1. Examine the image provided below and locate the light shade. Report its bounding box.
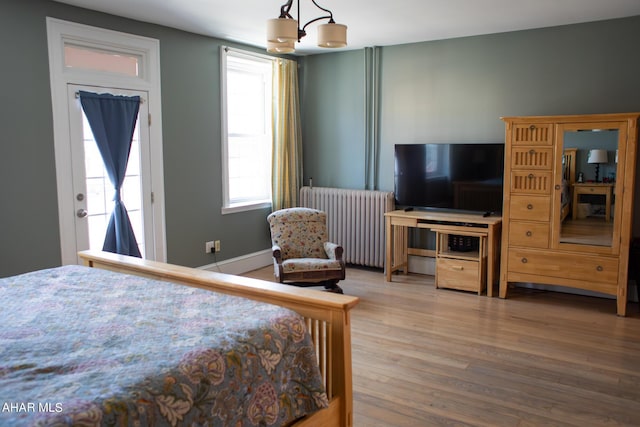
[588,149,608,164]
[267,18,298,43]
[267,40,295,54]
[317,23,347,48]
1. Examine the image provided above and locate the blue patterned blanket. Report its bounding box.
[0,265,327,426]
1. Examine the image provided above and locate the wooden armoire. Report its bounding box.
[500,113,639,316]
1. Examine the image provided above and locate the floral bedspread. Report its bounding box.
[0,265,328,426]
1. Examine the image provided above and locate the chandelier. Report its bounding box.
[266,0,347,53]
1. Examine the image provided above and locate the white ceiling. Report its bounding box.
[53,0,640,55]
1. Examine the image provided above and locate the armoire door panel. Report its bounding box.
[511,147,553,169]
[511,171,553,193]
[511,124,553,145]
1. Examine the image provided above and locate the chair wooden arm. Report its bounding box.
[272,244,283,263]
[324,242,344,261]
[271,244,285,283]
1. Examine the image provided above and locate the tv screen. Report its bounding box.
[394,143,505,213]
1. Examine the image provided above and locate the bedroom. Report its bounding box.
[2,0,640,425]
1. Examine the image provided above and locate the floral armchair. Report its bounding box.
[267,207,345,293]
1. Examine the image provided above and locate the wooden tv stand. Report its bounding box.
[384,210,502,296]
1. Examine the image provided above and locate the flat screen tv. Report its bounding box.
[394,143,505,214]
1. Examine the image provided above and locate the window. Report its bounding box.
[64,44,141,77]
[221,47,274,213]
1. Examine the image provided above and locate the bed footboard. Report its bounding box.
[79,250,359,427]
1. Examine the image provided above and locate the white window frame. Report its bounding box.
[47,17,166,263]
[220,46,274,215]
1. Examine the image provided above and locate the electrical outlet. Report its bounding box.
[214,240,221,252]
[205,241,214,253]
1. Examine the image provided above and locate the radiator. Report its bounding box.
[299,186,395,268]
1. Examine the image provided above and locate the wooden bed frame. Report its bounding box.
[560,147,578,222]
[79,250,359,427]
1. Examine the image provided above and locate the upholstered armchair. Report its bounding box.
[267,207,345,293]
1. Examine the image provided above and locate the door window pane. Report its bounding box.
[82,111,145,256]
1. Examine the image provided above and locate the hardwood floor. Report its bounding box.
[560,217,613,246]
[243,266,640,426]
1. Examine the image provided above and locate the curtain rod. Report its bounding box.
[223,45,278,62]
[75,91,145,103]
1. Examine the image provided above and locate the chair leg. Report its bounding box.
[282,280,344,294]
[323,280,343,294]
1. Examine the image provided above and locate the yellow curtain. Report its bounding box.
[272,58,303,211]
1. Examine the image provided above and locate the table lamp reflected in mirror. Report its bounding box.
[587,149,608,182]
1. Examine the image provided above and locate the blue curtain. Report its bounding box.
[79,91,142,257]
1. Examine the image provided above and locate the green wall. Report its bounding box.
[0,0,274,276]
[299,15,640,233]
[300,51,367,189]
[1,0,60,275]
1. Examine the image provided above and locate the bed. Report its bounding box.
[560,148,578,221]
[0,250,359,427]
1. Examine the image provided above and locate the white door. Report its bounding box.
[67,84,153,259]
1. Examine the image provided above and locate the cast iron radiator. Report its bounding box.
[299,186,395,268]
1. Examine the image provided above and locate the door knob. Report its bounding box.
[76,209,88,218]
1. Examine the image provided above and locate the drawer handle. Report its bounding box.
[452,266,464,271]
[529,125,536,130]
[529,149,536,155]
[526,231,532,237]
[528,173,535,179]
[521,258,528,264]
[555,184,561,190]
[596,265,603,272]
[527,204,533,210]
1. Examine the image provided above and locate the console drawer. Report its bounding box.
[436,258,482,292]
[508,221,549,248]
[509,195,551,221]
[507,249,618,284]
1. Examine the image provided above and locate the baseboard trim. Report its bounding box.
[199,249,272,275]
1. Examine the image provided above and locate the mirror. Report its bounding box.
[559,127,619,247]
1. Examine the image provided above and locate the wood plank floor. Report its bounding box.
[243,266,640,426]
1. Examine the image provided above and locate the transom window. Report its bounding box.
[64,43,142,77]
